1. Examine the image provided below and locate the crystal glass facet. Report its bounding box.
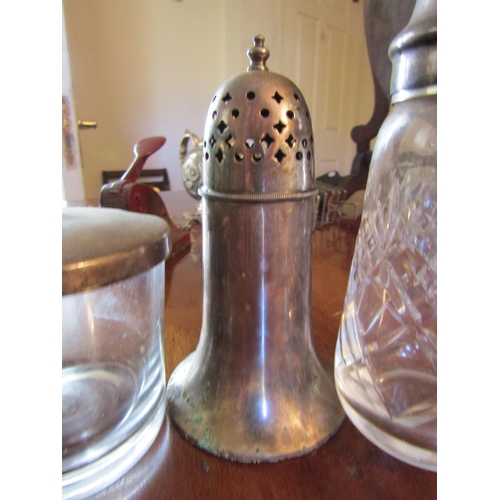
[334,95,436,471]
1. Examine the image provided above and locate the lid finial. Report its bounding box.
[247,35,270,72]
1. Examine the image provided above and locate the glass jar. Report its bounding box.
[62,207,170,499]
[334,0,437,471]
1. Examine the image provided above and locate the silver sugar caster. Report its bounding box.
[167,35,345,462]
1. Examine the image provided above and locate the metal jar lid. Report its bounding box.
[389,0,437,104]
[62,207,171,295]
[201,35,316,202]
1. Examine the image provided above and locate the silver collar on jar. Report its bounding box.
[389,0,437,104]
[167,35,344,463]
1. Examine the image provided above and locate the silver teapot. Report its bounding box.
[179,130,203,200]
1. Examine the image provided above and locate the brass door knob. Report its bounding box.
[77,120,97,129]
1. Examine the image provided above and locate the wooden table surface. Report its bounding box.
[88,191,437,500]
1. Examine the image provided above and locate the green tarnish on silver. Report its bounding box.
[256,448,261,456]
[186,382,211,414]
[185,414,203,425]
[199,428,216,450]
[312,374,319,395]
[183,383,212,435]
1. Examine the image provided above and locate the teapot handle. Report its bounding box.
[179,130,201,166]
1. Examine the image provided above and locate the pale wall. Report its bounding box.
[64,0,228,199]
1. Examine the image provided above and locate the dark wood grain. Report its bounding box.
[89,191,437,500]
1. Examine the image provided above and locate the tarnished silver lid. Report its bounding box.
[62,207,170,295]
[389,0,437,103]
[201,35,316,202]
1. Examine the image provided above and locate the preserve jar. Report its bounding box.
[62,207,170,498]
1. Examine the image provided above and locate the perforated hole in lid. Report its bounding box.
[215,148,224,163]
[285,134,296,148]
[273,121,286,134]
[274,149,286,163]
[217,120,228,134]
[272,91,283,103]
[261,133,274,148]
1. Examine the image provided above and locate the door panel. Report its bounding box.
[295,13,319,111]
[322,26,346,132]
[280,0,373,178]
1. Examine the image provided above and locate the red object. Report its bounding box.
[100,136,191,256]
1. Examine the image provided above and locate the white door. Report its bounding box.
[279,0,373,177]
[224,0,373,178]
[62,6,85,203]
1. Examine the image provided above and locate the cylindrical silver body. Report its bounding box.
[203,198,314,348]
[167,36,344,462]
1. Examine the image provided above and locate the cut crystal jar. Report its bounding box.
[334,0,437,471]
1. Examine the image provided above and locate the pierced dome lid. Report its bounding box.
[201,35,316,201]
